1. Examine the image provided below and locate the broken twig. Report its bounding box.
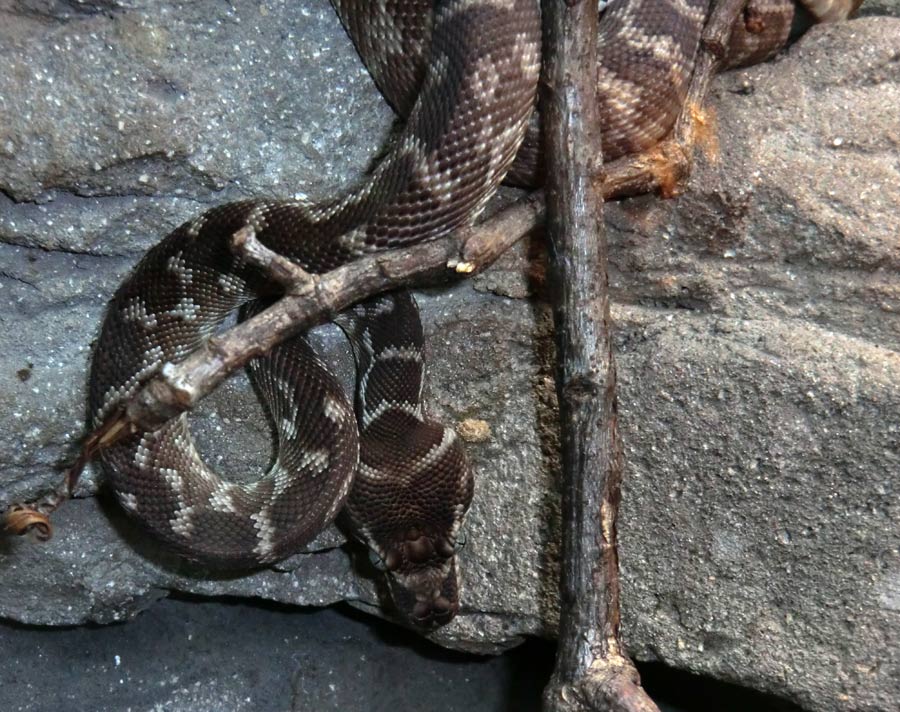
[4,193,545,537]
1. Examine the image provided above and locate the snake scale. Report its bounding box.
[89,0,859,628]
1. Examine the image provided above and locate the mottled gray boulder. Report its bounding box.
[861,0,900,17]
[0,3,897,712]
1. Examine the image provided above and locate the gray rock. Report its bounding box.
[861,0,900,17]
[0,3,897,711]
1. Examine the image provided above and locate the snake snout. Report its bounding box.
[410,593,458,629]
[393,562,461,630]
[379,528,464,629]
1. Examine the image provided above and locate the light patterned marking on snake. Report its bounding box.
[209,482,240,513]
[323,395,349,425]
[170,505,196,538]
[118,491,139,512]
[166,253,194,284]
[122,297,159,330]
[250,509,277,558]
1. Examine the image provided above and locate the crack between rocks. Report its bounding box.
[0,270,39,290]
[0,183,215,207]
[0,239,130,260]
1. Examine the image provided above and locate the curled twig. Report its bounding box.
[3,407,136,541]
[4,504,53,541]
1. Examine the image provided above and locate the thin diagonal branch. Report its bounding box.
[3,194,544,538]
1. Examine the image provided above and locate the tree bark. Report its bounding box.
[539,0,749,708]
[540,1,658,710]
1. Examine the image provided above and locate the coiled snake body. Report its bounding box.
[90,0,857,627]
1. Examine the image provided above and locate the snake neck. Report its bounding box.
[336,292,473,628]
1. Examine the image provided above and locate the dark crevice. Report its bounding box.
[639,662,806,712]
[0,596,811,712]
[0,239,130,260]
[0,270,39,289]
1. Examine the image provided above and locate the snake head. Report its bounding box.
[369,526,467,629]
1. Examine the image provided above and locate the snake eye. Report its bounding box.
[368,548,388,572]
[453,531,467,552]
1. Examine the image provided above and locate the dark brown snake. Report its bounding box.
[89,0,859,628]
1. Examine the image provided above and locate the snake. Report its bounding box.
[88,0,859,628]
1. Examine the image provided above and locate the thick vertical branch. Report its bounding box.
[541,1,658,711]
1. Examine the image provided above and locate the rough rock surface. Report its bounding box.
[861,0,900,17]
[0,3,897,711]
